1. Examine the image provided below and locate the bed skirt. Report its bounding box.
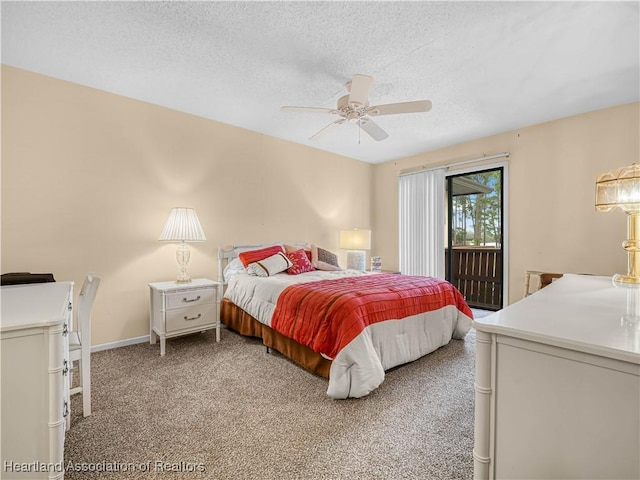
[221,298,331,378]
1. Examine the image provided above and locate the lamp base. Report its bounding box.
[612,273,640,287]
[175,242,192,283]
[614,212,640,288]
[346,250,366,271]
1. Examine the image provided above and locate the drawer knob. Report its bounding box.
[184,313,202,321]
[182,295,201,303]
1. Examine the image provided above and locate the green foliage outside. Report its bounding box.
[451,170,502,247]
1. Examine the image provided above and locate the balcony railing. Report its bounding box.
[446,246,502,311]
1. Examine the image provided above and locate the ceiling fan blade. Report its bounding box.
[368,100,432,116]
[281,106,336,114]
[359,118,389,141]
[347,74,374,107]
[309,119,347,141]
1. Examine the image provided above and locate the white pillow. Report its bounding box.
[224,258,247,282]
[247,252,293,277]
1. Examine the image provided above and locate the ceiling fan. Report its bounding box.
[281,74,432,142]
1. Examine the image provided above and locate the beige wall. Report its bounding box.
[4,65,638,345]
[372,102,640,305]
[1,66,373,346]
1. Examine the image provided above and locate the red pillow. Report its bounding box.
[286,249,316,275]
[238,245,284,268]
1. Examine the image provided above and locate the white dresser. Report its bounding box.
[473,274,640,479]
[1,281,73,480]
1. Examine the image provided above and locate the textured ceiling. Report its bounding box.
[2,1,639,164]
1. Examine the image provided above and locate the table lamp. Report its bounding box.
[159,207,206,283]
[340,228,371,271]
[596,163,640,286]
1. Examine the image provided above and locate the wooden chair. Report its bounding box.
[524,270,563,297]
[69,273,101,417]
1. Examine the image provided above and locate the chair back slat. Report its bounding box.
[77,273,101,342]
[70,272,101,419]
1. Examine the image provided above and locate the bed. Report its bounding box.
[217,243,473,399]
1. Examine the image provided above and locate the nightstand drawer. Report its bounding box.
[165,288,215,310]
[149,278,221,356]
[165,303,216,332]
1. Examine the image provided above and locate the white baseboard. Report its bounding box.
[92,335,149,353]
[90,325,227,353]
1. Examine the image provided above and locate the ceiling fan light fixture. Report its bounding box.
[281,74,431,142]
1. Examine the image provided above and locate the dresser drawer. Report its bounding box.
[165,303,216,332]
[165,288,215,310]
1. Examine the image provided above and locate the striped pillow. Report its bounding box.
[247,252,293,277]
[238,245,284,268]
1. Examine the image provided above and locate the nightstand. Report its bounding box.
[149,278,221,356]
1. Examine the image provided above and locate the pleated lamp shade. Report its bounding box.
[159,208,206,242]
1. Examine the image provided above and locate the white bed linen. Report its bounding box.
[224,270,472,398]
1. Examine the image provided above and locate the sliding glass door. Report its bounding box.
[446,167,504,310]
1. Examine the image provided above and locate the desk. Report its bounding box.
[473,274,640,479]
[1,282,73,479]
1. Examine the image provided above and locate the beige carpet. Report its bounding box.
[65,327,476,479]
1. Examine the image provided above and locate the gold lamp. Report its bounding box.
[596,163,640,286]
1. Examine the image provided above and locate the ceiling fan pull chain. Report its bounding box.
[358,118,361,144]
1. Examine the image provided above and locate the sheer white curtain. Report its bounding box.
[398,168,445,278]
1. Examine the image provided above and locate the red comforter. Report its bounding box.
[270,273,472,359]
